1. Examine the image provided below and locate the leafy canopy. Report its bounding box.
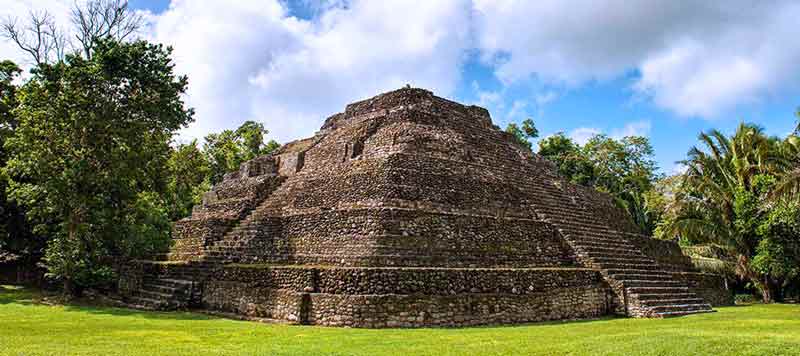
[204,121,279,184]
[537,132,660,234]
[3,38,193,291]
[664,123,798,302]
[505,118,539,151]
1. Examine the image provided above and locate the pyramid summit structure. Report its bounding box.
[119,87,732,327]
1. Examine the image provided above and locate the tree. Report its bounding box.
[71,0,144,59]
[3,0,144,65]
[795,108,799,135]
[204,121,280,184]
[166,140,211,220]
[1,11,66,65]
[773,133,800,200]
[0,60,38,257]
[506,118,539,151]
[538,132,660,234]
[583,135,660,234]
[538,133,595,185]
[0,60,21,124]
[4,39,193,295]
[664,123,794,302]
[752,201,800,302]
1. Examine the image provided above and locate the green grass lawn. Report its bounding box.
[1,285,799,356]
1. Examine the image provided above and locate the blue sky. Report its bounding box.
[6,1,799,174]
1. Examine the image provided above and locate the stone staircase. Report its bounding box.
[126,174,290,310]
[191,197,280,264]
[528,175,713,317]
[125,278,194,310]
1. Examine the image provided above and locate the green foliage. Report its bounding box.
[584,135,660,233]
[3,39,193,292]
[538,133,595,185]
[166,140,211,220]
[0,60,20,125]
[0,60,38,257]
[752,202,800,287]
[795,108,799,134]
[505,118,539,151]
[119,192,172,259]
[537,132,660,234]
[666,123,799,302]
[204,121,280,184]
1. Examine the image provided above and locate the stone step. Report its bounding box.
[562,227,627,237]
[654,309,715,318]
[588,256,655,265]
[546,217,608,228]
[579,251,648,261]
[572,240,636,250]
[606,268,670,276]
[573,244,642,253]
[554,224,616,235]
[627,286,690,295]
[563,229,626,239]
[126,296,173,310]
[621,279,684,288]
[591,262,661,271]
[137,289,175,300]
[639,297,706,306]
[141,283,180,294]
[611,273,675,281]
[569,238,635,249]
[560,222,620,232]
[145,278,193,289]
[541,209,603,219]
[633,292,698,301]
[649,303,712,314]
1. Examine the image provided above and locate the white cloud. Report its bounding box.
[3,0,800,143]
[505,100,527,121]
[670,163,688,176]
[569,120,651,145]
[2,0,473,143]
[168,0,472,142]
[535,91,558,107]
[611,120,652,139]
[471,81,502,108]
[569,127,601,145]
[474,0,800,118]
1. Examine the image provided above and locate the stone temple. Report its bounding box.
[119,87,732,327]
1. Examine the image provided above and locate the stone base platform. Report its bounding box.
[201,265,614,327]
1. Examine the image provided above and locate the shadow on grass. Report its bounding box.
[0,284,42,306]
[61,303,219,321]
[1,284,218,322]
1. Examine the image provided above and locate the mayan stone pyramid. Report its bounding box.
[119,87,732,327]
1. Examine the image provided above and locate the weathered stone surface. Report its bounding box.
[119,87,731,326]
[202,266,612,327]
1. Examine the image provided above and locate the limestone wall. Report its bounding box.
[202,265,612,327]
[625,234,696,271]
[672,272,734,306]
[126,87,729,325]
[169,172,284,261]
[219,208,576,267]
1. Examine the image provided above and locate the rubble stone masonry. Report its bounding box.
[119,87,732,327]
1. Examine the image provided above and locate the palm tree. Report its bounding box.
[773,135,800,200]
[665,123,788,302]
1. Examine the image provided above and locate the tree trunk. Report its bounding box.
[759,276,782,304]
[62,278,83,299]
[772,278,785,303]
[760,285,773,304]
[63,209,84,299]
